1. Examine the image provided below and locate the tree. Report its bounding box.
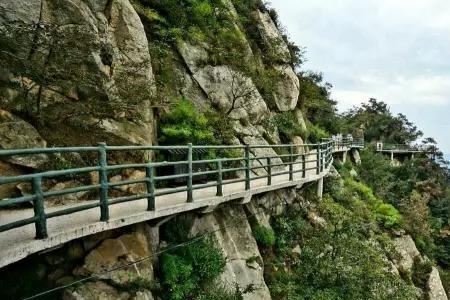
[225,69,260,116]
[342,98,423,144]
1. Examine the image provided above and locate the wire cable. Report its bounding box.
[21,193,303,300]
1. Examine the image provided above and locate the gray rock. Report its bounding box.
[75,225,155,286]
[131,290,154,300]
[293,108,308,134]
[272,65,299,112]
[0,0,156,146]
[0,110,48,168]
[63,281,130,300]
[190,205,272,300]
[254,10,290,63]
[427,267,448,300]
[292,136,306,155]
[0,161,22,199]
[351,149,362,165]
[193,65,269,124]
[392,235,421,273]
[177,41,209,73]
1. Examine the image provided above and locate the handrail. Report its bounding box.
[0,138,361,239]
[376,142,431,152]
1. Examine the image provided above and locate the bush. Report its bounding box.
[252,225,276,247]
[159,98,215,145]
[307,123,329,143]
[160,253,196,300]
[270,112,308,141]
[194,284,243,300]
[411,256,432,290]
[159,237,227,300]
[344,178,378,205]
[375,203,402,229]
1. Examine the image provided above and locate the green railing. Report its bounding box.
[379,143,420,151]
[0,141,337,239]
[322,137,365,150]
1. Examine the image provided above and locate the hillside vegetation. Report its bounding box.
[0,0,448,299]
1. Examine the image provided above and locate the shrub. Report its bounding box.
[270,112,308,141]
[307,123,329,143]
[185,239,226,281]
[411,256,432,290]
[344,178,378,205]
[252,225,276,247]
[159,237,227,300]
[194,284,243,300]
[375,203,402,229]
[160,253,196,300]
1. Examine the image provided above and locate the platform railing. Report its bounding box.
[379,143,419,151]
[0,141,336,239]
[322,137,364,150]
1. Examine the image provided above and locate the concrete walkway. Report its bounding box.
[0,148,341,268]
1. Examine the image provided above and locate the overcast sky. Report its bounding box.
[271,0,450,155]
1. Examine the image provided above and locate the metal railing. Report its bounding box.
[377,143,426,152]
[322,137,364,150]
[0,141,339,239]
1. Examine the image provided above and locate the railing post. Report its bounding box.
[245,144,250,190]
[187,143,193,202]
[146,164,155,211]
[216,160,223,196]
[302,154,306,178]
[267,157,272,186]
[322,143,325,172]
[32,176,47,239]
[316,144,321,175]
[289,143,294,181]
[98,142,109,222]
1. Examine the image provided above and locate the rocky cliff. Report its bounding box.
[0,0,304,153]
[0,1,448,300]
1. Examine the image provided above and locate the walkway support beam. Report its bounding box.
[32,177,47,239]
[98,142,109,222]
[216,160,223,197]
[187,143,193,202]
[146,165,155,211]
[245,145,251,190]
[317,177,324,200]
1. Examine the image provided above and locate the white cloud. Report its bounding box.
[271,0,450,153]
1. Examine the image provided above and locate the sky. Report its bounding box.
[271,0,450,156]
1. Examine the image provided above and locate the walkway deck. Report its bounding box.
[0,142,359,268]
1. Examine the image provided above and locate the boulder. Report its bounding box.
[272,65,299,112]
[177,41,209,73]
[427,267,448,300]
[190,205,272,300]
[46,180,90,206]
[351,149,361,165]
[293,108,308,134]
[307,211,327,228]
[63,281,130,300]
[0,0,156,146]
[193,66,269,123]
[254,10,290,63]
[292,136,306,155]
[75,225,154,286]
[392,235,421,273]
[241,134,283,176]
[122,170,147,195]
[131,291,154,300]
[0,110,48,168]
[0,161,22,199]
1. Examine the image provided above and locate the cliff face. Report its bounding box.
[0,1,448,300]
[0,0,304,150]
